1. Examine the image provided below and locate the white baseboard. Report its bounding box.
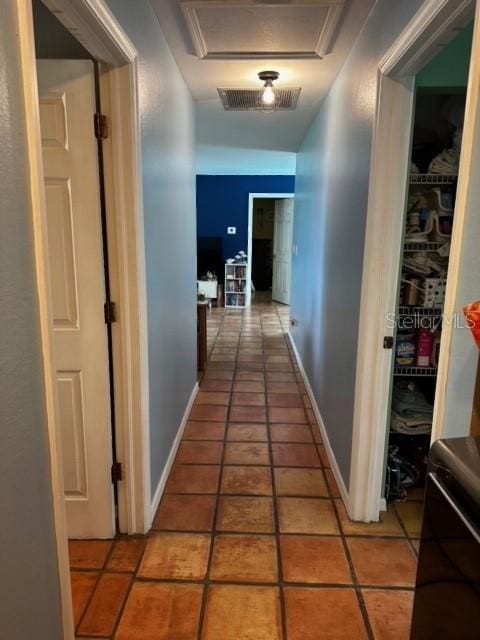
[149,382,199,525]
[288,332,350,511]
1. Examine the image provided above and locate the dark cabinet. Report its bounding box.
[410,437,480,639]
[197,301,208,373]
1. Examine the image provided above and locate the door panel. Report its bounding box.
[44,179,78,327]
[37,60,114,538]
[57,371,87,496]
[272,199,294,305]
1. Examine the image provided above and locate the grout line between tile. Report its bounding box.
[263,309,289,640]
[70,303,417,640]
[197,308,233,640]
[318,434,376,640]
[282,297,376,640]
[391,501,421,557]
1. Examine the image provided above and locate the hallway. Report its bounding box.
[70,302,419,640]
[5,2,480,638]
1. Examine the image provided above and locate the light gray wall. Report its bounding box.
[442,194,480,439]
[0,0,196,634]
[0,2,63,638]
[105,0,197,493]
[290,0,424,487]
[33,0,198,499]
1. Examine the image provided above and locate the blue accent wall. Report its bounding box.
[196,175,295,266]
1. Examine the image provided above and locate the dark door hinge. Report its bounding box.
[111,461,123,484]
[104,301,116,324]
[383,336,394,349]
[94,113,108,139]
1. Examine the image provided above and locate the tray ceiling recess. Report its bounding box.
[181,0,345,59]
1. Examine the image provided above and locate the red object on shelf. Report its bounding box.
[463,301,480,347]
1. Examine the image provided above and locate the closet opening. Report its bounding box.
[383,23,474,510]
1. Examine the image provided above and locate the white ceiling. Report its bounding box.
[149,0,375,154]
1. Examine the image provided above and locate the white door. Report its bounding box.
[38,60,115,538]
[272,199,294,304]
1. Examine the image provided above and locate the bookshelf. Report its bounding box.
[225,263,247,308]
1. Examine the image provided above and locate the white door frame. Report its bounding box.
[350,0,477,522]
[247,192,295,306]
[17,0,150,636]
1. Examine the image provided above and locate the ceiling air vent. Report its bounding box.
[218,88,301,111]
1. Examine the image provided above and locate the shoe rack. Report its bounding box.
[395,172,457,377]
[385,171,457,500]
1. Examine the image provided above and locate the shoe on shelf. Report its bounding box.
[404,210,435,243]
[430,188,454,215]
[429,211,453,243]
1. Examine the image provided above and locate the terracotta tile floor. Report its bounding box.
[70,300,423,639]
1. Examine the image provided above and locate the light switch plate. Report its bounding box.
[227,226,236,235]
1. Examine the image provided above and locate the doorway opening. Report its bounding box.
[34,0,117,540]
[381,26,473,510]
[247,193,295,306]
[252,198,275,296]
[21,0,149,633]
[350,2,477,523]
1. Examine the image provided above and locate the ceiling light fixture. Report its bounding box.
[258,70,279,106]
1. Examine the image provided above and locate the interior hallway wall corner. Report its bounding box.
[105,0,198,497]
[290,0,424,492]
[0,1,63,637]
